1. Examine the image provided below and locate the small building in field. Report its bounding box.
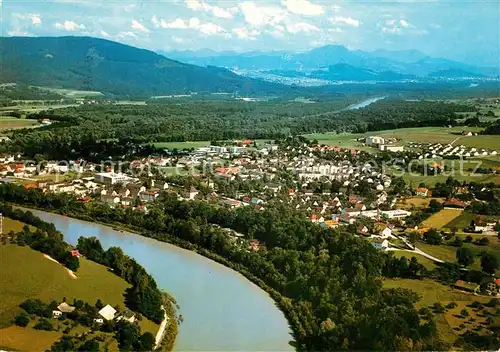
[365,136,385,146]
[52,310,62,319]
[98,304,117,321]
[57,302,76,313]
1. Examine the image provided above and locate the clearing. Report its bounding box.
[421,209,464,229]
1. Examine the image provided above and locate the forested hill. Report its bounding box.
[0,36,290,97]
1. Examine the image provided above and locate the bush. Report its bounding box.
[432,302,445,313]
[14,313,30,327]
[460,308,469,317]
[20,299,47,316]
[446,302,458,309]
[34,318,53,331]
[486,299,498,307]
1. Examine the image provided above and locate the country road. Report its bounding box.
[155,305,169,349]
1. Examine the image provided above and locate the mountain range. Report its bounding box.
[0,36,289,97]
[164,45,498,82]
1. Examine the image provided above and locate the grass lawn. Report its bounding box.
[0,325,63,351]
[305,126,500,151]
[383,278,491,346]
[399,172,500,187]
[442,301,497,344]
[397,197,446,210]
[417,242,458,263]
[443,212,499,230]
[383,278,482,308]
[0,244,159,350]
[0,117,37,130]
[3,218,29,233]
[154,141,211,149]
[421,209,464,229]
[391,251,438,270]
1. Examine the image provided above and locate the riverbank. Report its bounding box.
[13,204,294,351]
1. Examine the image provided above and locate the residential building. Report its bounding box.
[98,305,117,321]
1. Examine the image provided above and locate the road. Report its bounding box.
[154,305,169,349]
[387,237,445,264]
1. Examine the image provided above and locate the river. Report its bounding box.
[346,96,387,110]
[25,209,294,352]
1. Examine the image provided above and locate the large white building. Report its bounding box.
[365,136,385,146]
[94,172,137,185]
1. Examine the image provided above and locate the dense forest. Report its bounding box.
[0,99,475,160]
[0,184,452,351]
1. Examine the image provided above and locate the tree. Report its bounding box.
[77,339,99,352]
[456,247,474,267]
[480,253,499,274]
[429,199,443,213]
[95,299,104,310]
[424,229,442,245]
[460,308,469,317]
[34,318,53,331]
[138,332,155,351]
[14,313,30,327]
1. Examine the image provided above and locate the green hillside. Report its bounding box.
[0,36,288,97]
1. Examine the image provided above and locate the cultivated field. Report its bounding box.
[421,209,464,229]
[0,117,38,130]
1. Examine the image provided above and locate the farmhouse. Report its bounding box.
[98,304,117,321]
[57,302,76,313]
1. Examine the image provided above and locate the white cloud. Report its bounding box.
[117,31,138,39]
[185,0,237,19]
[30,14,42,25]
[239,2,287,27]
[331,5,341,13]
[286,22,320,34]
[189,17,201,28]
[282,0,323,16]
[7,29,30,36]
[430,23,441,29]
[233,27,260,40]
[132,20,149,33]
[99,30,110,38]
[329,16,360,27]
[186,0,203,11]
[210,6,234,19]
[328,27,343,33]
[55,20,86,31]
[400,19,410,28]
[159,18,188,29]
[197,22,225,35]
[12,13,42,26]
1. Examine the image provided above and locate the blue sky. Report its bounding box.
[1,0,499,66]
